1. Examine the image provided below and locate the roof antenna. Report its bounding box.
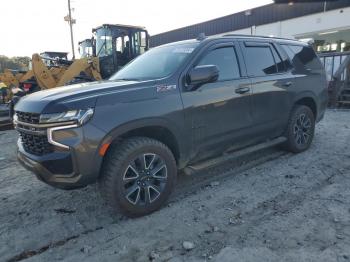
[197,33,206,41]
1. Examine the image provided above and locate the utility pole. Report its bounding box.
[65,0,76,59]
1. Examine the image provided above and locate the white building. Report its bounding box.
[150,1,350,53]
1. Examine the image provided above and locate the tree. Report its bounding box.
[0,55,30,73]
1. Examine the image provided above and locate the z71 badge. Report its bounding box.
[156,85,177,93]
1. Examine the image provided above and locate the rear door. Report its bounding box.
[180,41,254,162]
[240,40,295,139]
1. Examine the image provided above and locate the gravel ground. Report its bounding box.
[0,109,350,262]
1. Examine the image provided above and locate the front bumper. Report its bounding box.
[16,122,107,190]
[17,146,83,189]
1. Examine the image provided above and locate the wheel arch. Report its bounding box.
[98,118,187,168]
[293,92,318,119]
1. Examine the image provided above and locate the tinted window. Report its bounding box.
[111,43,198,81]
[197,47,240,81]
[281,44,296,61]
[281,44,320,71]
[244,45,277,76]
[290,45,317,66]
[271,46,285,72]
[277,44,293,70]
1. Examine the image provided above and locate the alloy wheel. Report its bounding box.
[122,153,168,206]
[293,113,312,146]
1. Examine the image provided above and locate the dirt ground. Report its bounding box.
[1,109,350,262]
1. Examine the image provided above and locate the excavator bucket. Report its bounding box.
[31,53,58,89]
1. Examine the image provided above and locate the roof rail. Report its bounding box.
[222,33,298,41]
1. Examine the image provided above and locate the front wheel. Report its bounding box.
[99,137,177,217]
[283,105,315,153]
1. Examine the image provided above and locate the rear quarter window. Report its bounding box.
[281,44,322,71]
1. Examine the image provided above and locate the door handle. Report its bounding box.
[282,81,293,87]
[235,86,250,94]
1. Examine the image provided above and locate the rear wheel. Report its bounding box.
[283,105,315,153]
[99,137,177,217]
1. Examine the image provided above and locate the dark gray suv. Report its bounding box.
[14,35,328,217]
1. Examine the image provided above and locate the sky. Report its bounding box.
[0,0,272,58]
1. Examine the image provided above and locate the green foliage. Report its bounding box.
[0,55,31,73]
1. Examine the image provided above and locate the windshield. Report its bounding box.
[110,43,198,81]
[96,28,113,57]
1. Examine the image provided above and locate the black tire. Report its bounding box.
[99,137,177,217]
[283,105,315,153]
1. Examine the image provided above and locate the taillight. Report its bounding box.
[23,83,32,91]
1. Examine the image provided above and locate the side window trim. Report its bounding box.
[274,43,295,72]
[270,43,288,73]
[268,44,279,74]
[244,41,270,48]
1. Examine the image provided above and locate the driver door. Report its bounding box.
[181,42,253,162]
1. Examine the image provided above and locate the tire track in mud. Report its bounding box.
[6,151,349,261]
[190,162,350,257]
[172,147,289,202]
[0,158,19,171]
[6,227,104,262]
[5,147,287,261]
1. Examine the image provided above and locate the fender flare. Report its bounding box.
[292,90,318,118]
[96,117,189,167]
[292,91,317,105]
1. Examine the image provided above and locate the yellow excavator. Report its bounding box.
[0,69,34,101]
[30,52,101,89]
[6,24,149,122]
[0,69,32,88]
[0,51,71,101]
[26,24,149,90]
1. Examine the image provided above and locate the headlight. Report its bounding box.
[40,108,94,125]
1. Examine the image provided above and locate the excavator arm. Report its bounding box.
[19,70,34,83]
[56,57,102,86]
[31,53,102,89]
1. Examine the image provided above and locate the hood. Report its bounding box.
[14,79,156,114]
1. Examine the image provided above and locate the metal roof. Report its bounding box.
[150,0,350,47]
[78,39,92,45]
[92,24,146,33]
[40,51,69,56]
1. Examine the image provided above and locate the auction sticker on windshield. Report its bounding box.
[172,47,195,53]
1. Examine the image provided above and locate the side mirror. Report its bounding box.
[187,65,219,89]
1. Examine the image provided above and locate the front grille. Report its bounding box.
[16,111,40,124]
[15,111,57,156]
[19,131,53,156]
